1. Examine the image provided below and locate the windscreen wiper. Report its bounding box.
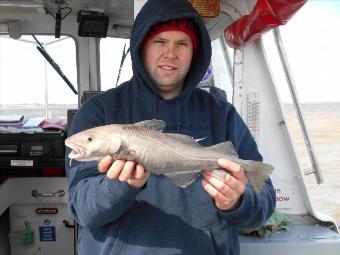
[32,35,78,95]
[115,43,130,87]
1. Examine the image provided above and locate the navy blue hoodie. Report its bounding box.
[66,0,276,254]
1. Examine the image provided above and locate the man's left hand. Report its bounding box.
[202,158,248,211]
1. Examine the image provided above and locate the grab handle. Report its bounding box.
[31,189,65,198]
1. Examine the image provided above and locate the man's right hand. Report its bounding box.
[98,156,150,189]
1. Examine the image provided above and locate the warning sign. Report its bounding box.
[39,226,56,241]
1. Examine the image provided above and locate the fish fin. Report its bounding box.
[241,160,274,192]
[132,119,166,131]
[209,141,239,158]
[164,170,202,188]
[109,136,122,154]
[166,133,203,146]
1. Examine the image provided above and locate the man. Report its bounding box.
[66,0,276,254]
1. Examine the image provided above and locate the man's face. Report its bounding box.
[141,30,194,99]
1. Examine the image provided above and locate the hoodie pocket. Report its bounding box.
[110,225,216,255]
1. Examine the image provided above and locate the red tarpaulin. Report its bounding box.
[224,0,307,48]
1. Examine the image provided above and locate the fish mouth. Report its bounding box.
[65,141,86,159]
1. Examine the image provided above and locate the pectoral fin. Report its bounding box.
[109,136,122,154]
[164,170,202,188]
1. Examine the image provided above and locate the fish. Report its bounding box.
[65,119,273,192]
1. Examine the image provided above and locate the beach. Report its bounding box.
[284,103,340,223]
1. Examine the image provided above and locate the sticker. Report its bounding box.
[43,219,51,225]
[201,64,213,83]
[275,185,293,209]
[39,226,56,241]
[11,160,33,167]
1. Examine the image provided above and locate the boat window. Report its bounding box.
[210,37,234,102]
[0,35,77,118]
[262,0,340,224]
[100,37,132,91]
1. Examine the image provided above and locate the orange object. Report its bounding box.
[190,0,220,18]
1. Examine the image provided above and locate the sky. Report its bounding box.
[265,0,340,103]
[0,0,339,106]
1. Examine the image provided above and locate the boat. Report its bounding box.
[0,0,339,254]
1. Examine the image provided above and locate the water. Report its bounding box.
[284,102,340,223]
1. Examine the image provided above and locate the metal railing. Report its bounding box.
[273,27,323,184]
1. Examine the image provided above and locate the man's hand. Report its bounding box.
[202,158,248,211]
[98,156,150,189]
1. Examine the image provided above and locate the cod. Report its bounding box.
[65,119,273,192]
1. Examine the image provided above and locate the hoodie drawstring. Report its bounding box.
[177,100,181,133]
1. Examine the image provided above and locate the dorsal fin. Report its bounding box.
[131,119,166,132]
[166,133,203,146]
[209,141,239,158]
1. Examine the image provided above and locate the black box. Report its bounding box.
[77,10,109,38]
[0,130,65,169]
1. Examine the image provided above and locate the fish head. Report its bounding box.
[65,126,121,161]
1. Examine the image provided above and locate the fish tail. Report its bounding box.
[241,160,273,192]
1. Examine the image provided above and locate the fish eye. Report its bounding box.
[88,136,93,142]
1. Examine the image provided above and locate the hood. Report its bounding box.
[130,0,212,102]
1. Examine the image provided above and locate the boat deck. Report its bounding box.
[240,215,340,255]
